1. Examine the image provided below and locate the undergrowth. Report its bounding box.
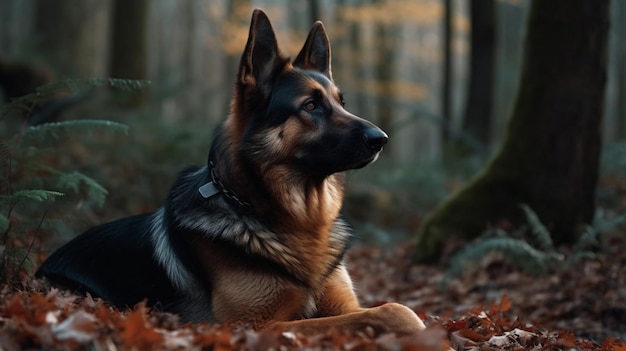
[0,78,148,284]
[442,204,625,286]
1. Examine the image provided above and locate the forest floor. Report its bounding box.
[0,237,624,350]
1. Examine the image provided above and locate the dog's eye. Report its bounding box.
[303,100,317,111]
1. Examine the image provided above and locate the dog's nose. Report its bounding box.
[363,128,388,152]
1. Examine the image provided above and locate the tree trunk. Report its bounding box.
[614,0,626,139]
[461,0,495,150]
[415,0,610,262]
[440,0,452,144]
[109,0,150,107]
[35,0,111,78]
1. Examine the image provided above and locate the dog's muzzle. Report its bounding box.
[363,128,388,153]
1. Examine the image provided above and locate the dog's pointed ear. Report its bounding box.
[293,21,332,80]
[238,9,282,86]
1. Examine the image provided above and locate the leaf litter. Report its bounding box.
[0,238,624,350]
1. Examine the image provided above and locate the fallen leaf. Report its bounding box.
[51,310,98,343]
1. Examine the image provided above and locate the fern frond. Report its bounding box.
[568,225,599,264]
[56,171,108,207]
[7,189,64,202]
[443,236,562,285]
[569,211,626,264]
[591,210,626,234]
[105,78,152,91]
[0,142,11,160]
[35,78,151,95]
[519,204,554,252]
[1,78,151,118]
[18,120,128,144]
[0,214,8,233]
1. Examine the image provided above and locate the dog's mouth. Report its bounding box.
[352,150,382,170]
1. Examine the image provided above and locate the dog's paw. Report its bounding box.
[365,302,426,336]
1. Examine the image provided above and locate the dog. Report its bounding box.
[36,9,425,336]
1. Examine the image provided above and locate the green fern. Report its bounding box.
[55,171,108,207]
[19,120,128,144]
[4,190,64,203]
[518,203,554,252]
[568,210,626,264]
[443,235,562,286]
[442,204,624,288]
[0,77,145,283]
[1,77,151,118]
[0,142,11,160]
[36,77,151,95]
[0,214,8,233]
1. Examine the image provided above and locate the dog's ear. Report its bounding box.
[238,9,283,86]
[293,21,332,80]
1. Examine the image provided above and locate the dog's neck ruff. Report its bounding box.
[199,161,251,211]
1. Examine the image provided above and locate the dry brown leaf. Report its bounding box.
[119,302,163,348]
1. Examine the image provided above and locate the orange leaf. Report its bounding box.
[459,327,490,342]
[602,338,626,351]
[557,331,576,347]
[120,302,163,348]
[500,294,511,312]
[4,294,27,318]
[30,292,58,324]
[445,319,467,332]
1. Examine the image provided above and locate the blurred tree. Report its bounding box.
[109,0,150,107]
[35,0,111,78]
[309,0,321,23]
[415,0,610,262]
[375,22,394,138]
[441,0,452,143]
[613,0,626,139]
[461,0,495,150]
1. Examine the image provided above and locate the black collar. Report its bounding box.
[198,161,252,212]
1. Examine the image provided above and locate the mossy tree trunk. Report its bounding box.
[415,0,610,262]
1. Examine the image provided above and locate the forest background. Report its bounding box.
[6,0,626,244]
[1,0,626,349]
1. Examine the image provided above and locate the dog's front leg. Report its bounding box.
[271,303,426,337]
[269,264,426,336]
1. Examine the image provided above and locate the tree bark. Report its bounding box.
[415,0,610,262]
[441,0,452,143]
[461,0,495,149]
[35,0,111,78]
[109,0,150,107]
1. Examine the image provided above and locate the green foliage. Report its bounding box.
[20,120,128,144]
[444,235,561,282]
[568,210,626,264]
[0,78,139,283]
[4,190,65,203]
[442,204,623,286]
[55,171,108,207]
[1,78,150,119]
[518,203,554,252]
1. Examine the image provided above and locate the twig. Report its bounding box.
[17,209,48,281]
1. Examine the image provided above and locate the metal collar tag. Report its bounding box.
[198,181,219,198]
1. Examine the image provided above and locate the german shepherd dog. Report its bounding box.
[37,9,425,336]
